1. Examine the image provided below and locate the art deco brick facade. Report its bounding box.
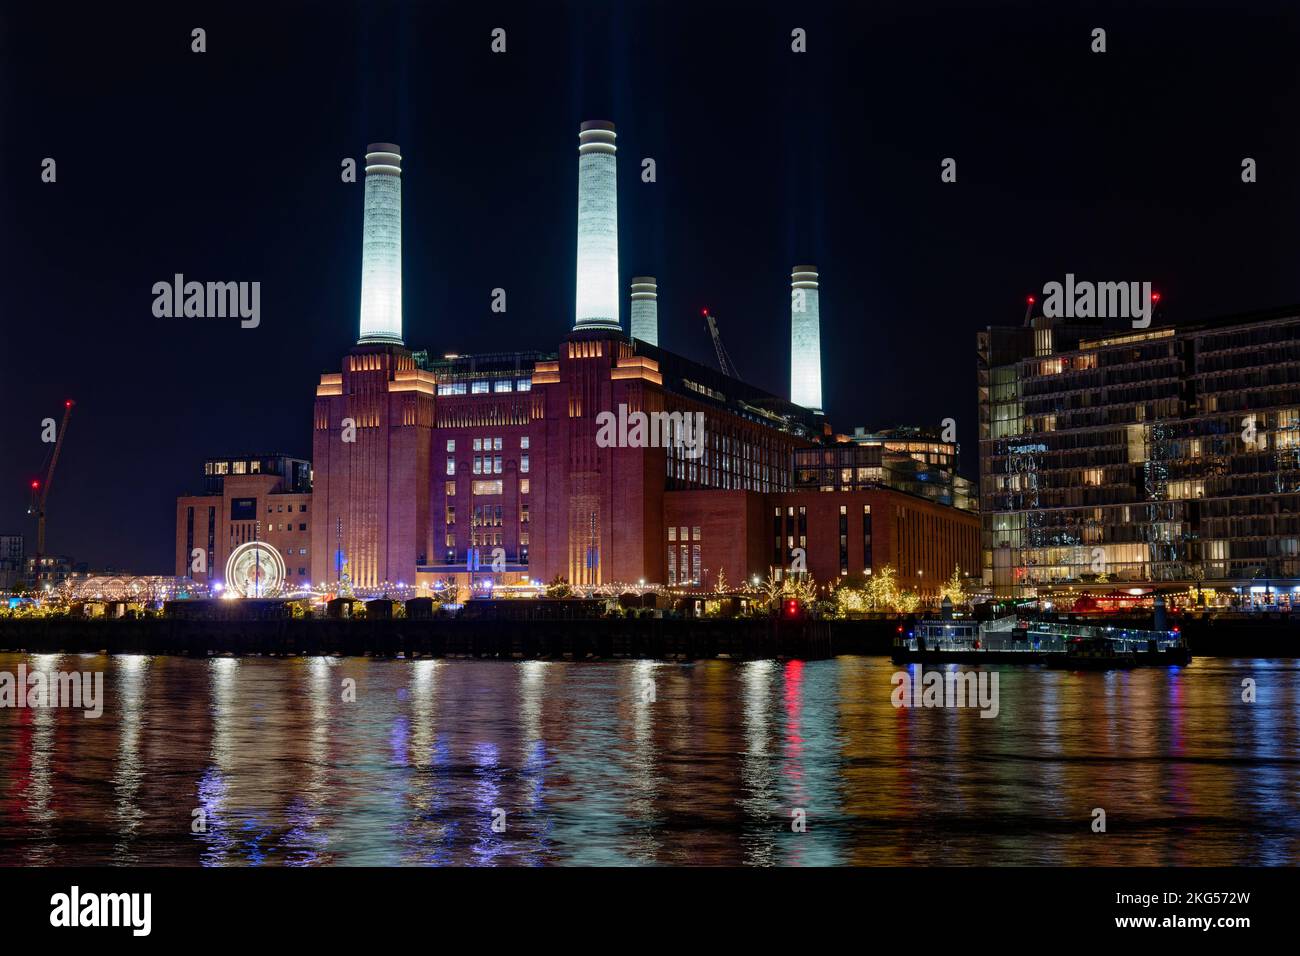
[178,330,976,598]
[310,344,434,590]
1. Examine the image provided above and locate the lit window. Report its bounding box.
[473,438,482,451]
[446,481,456,496]
[493,437,502,451]
[471,381,489,394]
[520,479,529,494]
[494,455,503,474]
[473,457,482,475]
[447,439,456,452]
[521,454,530,473]
[520,436,530,449]
[494,380,513,392]
[517,378,532,391]
[446,457,455,476]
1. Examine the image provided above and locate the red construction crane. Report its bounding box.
[702,308,742,381]
[27,400,74,588]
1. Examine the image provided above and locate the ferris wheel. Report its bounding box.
[224,541,286,598]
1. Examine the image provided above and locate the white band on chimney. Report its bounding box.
[630,276,658,346]
[574,121,620,331]
[358,142,403,345]
[790,264,823,413]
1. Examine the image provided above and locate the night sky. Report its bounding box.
[3,0,1299,574]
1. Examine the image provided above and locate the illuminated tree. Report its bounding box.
[865,564,899,612]
[896,590,921,614]
[758,568,784,610]
[833,581,867,618]
[545,574,572,599]
[782,574,819,606]
[938,565,968,608]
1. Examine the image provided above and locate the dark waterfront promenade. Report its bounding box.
[1,653,1298,866]
[0,613,1296,659]
[0,615,841,660]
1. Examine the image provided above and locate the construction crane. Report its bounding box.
[702,309,742,381]
[28,400,74,589]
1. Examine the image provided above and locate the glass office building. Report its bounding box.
[978,307,1300,596]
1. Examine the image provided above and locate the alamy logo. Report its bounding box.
[890,669,999,718]
[595,404,706,459]
[152,274,260,328]
[50,886,151,936]
[1041,274,1153,328]
[0,666,103,718]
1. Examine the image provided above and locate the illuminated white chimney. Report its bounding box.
[630,276,658,345]
[357,143,403,345]
[574,121,620,331]
[790,265,823,413]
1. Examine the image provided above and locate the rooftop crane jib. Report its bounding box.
[28,400,74,586]
[703,310,741,381]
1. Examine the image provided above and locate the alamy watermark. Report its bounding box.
[50,886,151,936]
[595,403,706,459]
[0,665,104,718]
[152,274,260,328]
[890,668,999,718]
[1041,274,1153,329]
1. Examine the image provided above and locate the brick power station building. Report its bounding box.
[177,126,978,600]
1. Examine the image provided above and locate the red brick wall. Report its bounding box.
[662,490,768,589]
[767,489,980,596]
[309,345,434,590]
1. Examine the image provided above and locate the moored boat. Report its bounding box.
[893,615,1190,666]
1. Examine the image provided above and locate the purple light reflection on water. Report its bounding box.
[0,654,1297,866]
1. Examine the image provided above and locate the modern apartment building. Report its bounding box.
[978,307,1300,596]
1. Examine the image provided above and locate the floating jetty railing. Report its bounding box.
[899,616,1186,655]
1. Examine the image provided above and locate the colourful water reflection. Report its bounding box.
[1,653,1298,866]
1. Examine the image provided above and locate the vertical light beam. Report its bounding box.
[630,276,658,345]
[358,143,403,345]
[575,121,620,331]
[791,265,823,413]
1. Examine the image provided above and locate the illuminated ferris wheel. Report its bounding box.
[224,541,286,597]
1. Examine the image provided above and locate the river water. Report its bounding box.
[1,652,1297,866]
